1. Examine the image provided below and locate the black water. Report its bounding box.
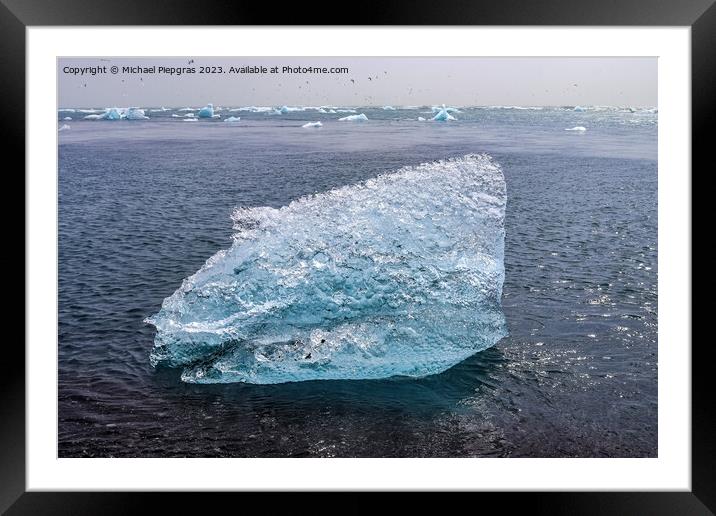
[58,107,657,457]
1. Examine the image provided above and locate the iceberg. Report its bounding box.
[432,104,456,122]
[146,154,508,384]
[58,124,70,132]
[198,104,214,118]
[573,106,586,112]
[382,106,396,110]
[104,107,123,120]
[63,117,72,121]
[338,113,368,121]
[565,126,587,132]
[417,117,426,122]
[302,121,322,128]
[224,116,241,123]
[183,118,198,122]
[125,107,149,120]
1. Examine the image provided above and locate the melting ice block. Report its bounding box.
[198,104,214,118]
[338,113,368,121]
[302,121,322,128]
[224,116,241,123]
[565,126,587,132]
[146,154,508,384]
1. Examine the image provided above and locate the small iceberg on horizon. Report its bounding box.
[58,124,70,132]
[63,117,72,121]
[382,106,396,110]
[338,113,368,122]
[224,116,241,123]
[198,104,215,118]
[125,107,149,120]
[302,121,322,128]
[417,116,426,122]
[432,104,456,122]
[565,126,587,132]
[573,106,587,112]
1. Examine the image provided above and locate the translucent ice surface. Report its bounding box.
[146,154,508,384]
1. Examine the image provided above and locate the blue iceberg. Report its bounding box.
[198,103,214,118]
[432,104,456,122]
[146,154,508,384]
[338,113,368,121]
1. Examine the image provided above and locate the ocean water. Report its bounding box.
[58,106,657,457]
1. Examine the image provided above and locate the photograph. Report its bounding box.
[57,56,658,459]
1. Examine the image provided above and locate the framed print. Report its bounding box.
[6,0,713,512]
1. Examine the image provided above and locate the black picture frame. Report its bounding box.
[5,0,713,512]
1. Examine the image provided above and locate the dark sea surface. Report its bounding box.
[58,106,657,457]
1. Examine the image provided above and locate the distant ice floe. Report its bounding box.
[229,106,274,113]
[338,113,368,122]
[382,106,396,110]
[417,117,426,122]
[335,109,357,113]
[58,124,70,132]
[150,107,170,112]
[432,104,456,122]
[58,108,76,113]
[224,116,241,123]
[431,105,461,114]
[184,113,196,118]
[198,104,215,118]
[573,106,586,112]
[125,107,149,120]
[82,107,148,120]
[302,121,322,128]
[178,107,196,112]
[565,126,587,132]
[63,117,72,121]
[183,118,198,122]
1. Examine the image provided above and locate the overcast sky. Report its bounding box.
[58,57,657,108]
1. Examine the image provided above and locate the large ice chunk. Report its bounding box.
[146,154,508,384]
[198,103,215,118]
